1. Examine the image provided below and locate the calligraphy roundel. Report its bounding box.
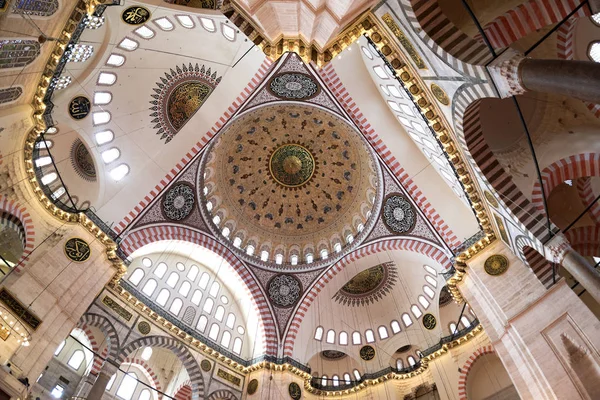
[422,313,437,330]
[360,345,376,361]
[121,6,151,25]
[247,379,258,395]
[162,183,195,221]
[200,359,212,372]
[383,194,416,234]
[269,73,319,100]
[64,238,91,263]
[484,254,509,276]
[288,382,301,400]
[68,96,91,120]
[137,321,151,335]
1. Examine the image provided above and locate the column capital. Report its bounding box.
[545,233,573,264]
[99,360,119,376]
[487,50,527,98]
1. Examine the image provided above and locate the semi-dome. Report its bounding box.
[199,103,380,267]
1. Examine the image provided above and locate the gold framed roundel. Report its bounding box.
[247,379,259,395]
[64,237,91,263]
[423,313,437,330]
[484,254,509,276]
[137,321,151,335]
[121,6,151,25]
[200,359,212,372]
[359,345,376,361]
[288,382,301,399]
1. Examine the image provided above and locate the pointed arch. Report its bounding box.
[206,390,239,400]
[173,382,191,400]
[123,358,162,400]
[457,346,496,400]
[77,313,120,360]
[283,238,451,356]
[119,226,275,355]
[118,336,204,400]
[0,194,36,272]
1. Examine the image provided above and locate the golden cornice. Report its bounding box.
[23,0,126,280]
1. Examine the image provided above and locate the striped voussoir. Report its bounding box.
[514,235,555,287]
[119,226,276,355]
[118,336,204,400]
[565,225,600,257]
[462,100,552,244]
[557,19,600,118]
[478,0,590,50]
[319,62,460,249]
[206,390,239,400]
[404,0,492,68]
[78,313,120,361]
[283,238,451,356]
[532,154,600,214]
[174,382,191,400]
[78,323,104,375]
[576,177,600,225]
[123,357,162,399]
[114,59,273,235]
[0,195,35,273]
[457,346,496,400]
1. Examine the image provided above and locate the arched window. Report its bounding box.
[449,322,457,334]
[353,370,361,380]
[221,331,231,348]
[290,254,298,265]
[176,262,185,272]
[54,340,66,356]
[320,249,328,259]
[67,350,85,370]
[589,42,600,63]
[418,295,430,309]
[209,281,220,297]
[339,331,348,345]
[411,305,422,318]
[187,265,199,281]
[344,373,351,384]
[314,326,324,340]
[332,375,339,387]
[365,329,375,343]
[138,389,151,400]
[203,298,214,313]
[460,316,471,328]
[222,227,230,238]
[166,272,179,288]
[0,87,22,104]
[233,237,242,248]
[226,313,235,329]
[200,17,216,32]
[128,269,144,286]
[396,358,404,370]
[423,285,435,299]
[116,372,138,400]
[416,350,423,358]
[222,24,236,41]
[425,275,437,287]
[215,306,225,322]
[391,320,401,334]
[352,331,361,345]
[305,253,314,263]
[0,40,40,69]
[106,374,116,390]
[326,329,335,344]
[13,0,58,17]
[321,376,328,387]
[142,257,152,268]
[196,315,208,332]
[169,298,183,315]
[198,272,210,289]
[179,281,191,297]
[402,313,412,327]
[208,323,219,340]
[154,262,167,278]
[156,289,170,306]
[423,265,437,275]
[378,326,389,339]
[141,347,152,361]
[407,356,416,367]
[154,17,174,31]
[142,279,157,296]
[333,242,342,253]
[93,111,111,126]
[176,15,194,28]
[102,148,120,163]
[232,337,242,354]
[246,245,255,255]
[191,290,202,305]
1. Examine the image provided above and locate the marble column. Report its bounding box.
[546,233,600,305]
[86,362,118,400]
[488,52,600,103]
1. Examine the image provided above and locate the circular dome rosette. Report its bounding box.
[199,103,383,269]
[268,73,319,100]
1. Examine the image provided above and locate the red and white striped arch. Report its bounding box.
[119,225,276,355]
[173,382,191,400]
[565,225,600,257]
[283,237,451,356]
[114,59,273,234]
[479,0,590,50]
[576,177,600,225]
[532,153,600,212]
[319,62,460,248]
[123,358,163,400]
[0,194,35,273]
[78,324,104,376]
[457,346,496,400]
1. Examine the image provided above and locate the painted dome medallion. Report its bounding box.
[199,103,381,268]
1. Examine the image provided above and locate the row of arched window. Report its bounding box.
[314,370,362,387]
[127,257,245,354]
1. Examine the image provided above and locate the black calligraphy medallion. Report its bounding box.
[288,382,301,400]
[64,237,91,262]
[423,313,437,330]
[360,345,376,361]
[121,6,151,25]
[68,96,91,120]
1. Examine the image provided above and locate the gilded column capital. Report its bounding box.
[487,50,527,98]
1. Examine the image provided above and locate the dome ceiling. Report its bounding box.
[201,103,379,266]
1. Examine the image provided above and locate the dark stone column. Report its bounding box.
[520,59,600,104]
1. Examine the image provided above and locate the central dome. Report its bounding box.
[200,103,380,267]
